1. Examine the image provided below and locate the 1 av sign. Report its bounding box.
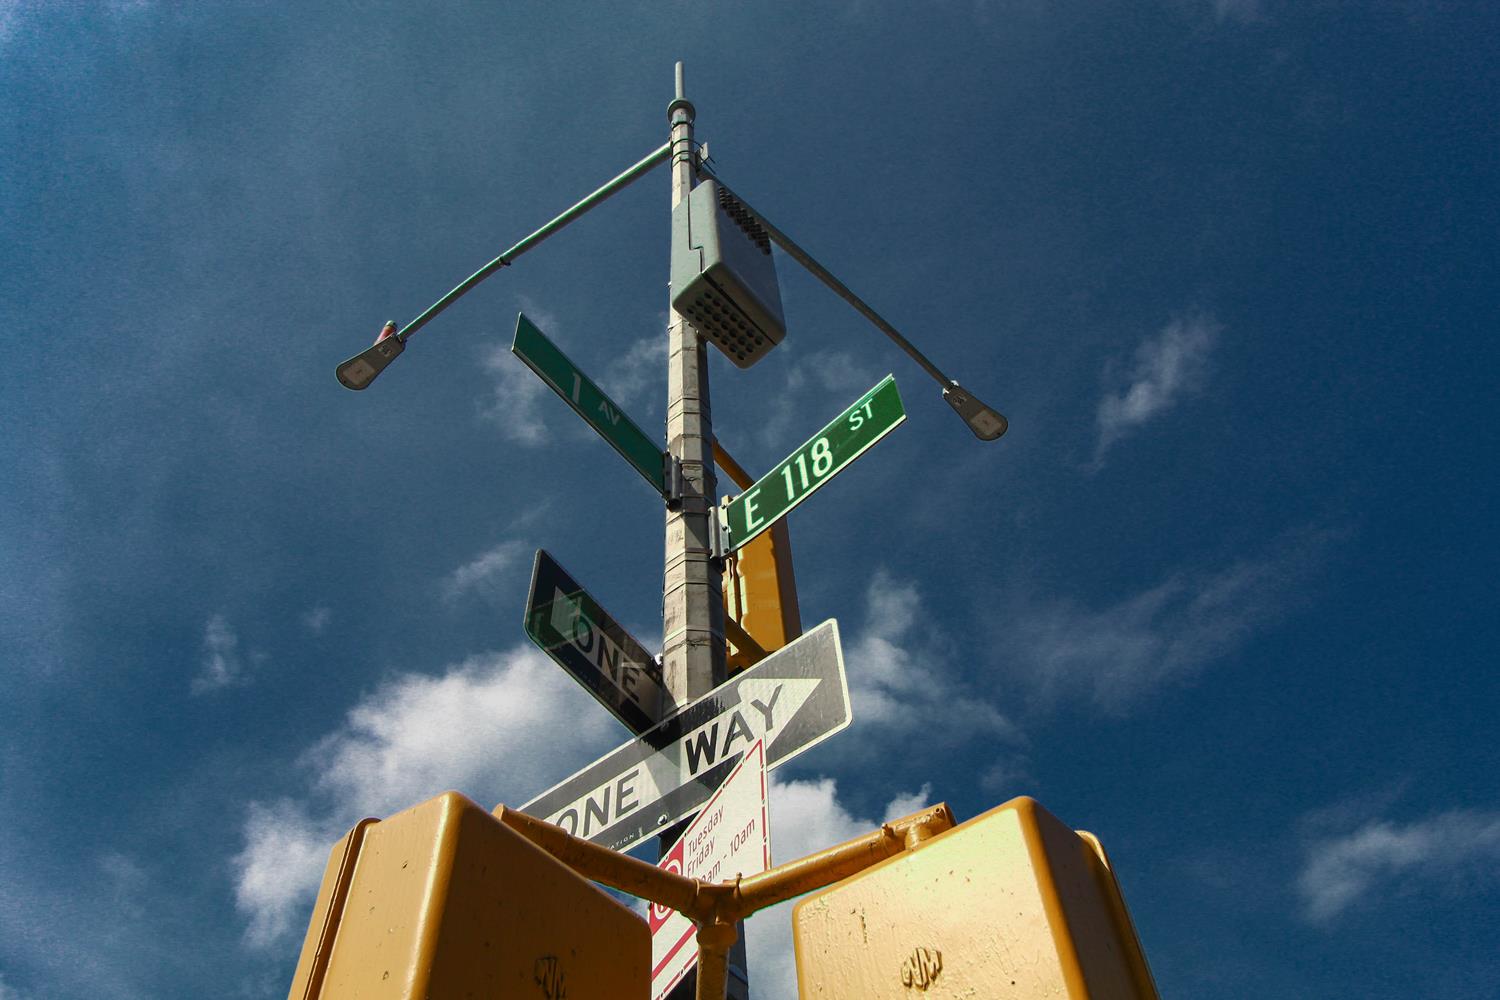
[723,374,906,551]
[511,313,667,495]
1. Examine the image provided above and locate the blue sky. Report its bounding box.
[2,1,1497,997]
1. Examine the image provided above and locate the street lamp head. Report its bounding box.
[336,322,404,390]
[943,382,1008,441]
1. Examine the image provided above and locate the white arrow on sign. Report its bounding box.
[519,619,849,853]
[650,739,770,1000]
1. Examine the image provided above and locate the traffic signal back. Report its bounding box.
[792,795,1157,998]
[287,791,648,999]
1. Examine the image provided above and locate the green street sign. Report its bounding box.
[511,313,666,495]
[723,374,905,551]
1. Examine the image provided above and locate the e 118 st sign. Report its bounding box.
[723,375,905,551]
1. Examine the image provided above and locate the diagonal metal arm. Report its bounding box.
[336,142,672,390]
[698,166,1008,441]
[396,141,673,344]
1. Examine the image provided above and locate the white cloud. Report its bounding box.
[231,644,616,948]
[97,852,148,921]
[478,342,551,445]
[1003,535,1320,712]
[980,759,1032,796]
[191,614,250,694]
[600,334,663,411]
[0,831,156,1000]
[305,648,611,813]
[442,539,528,601]
[1297,808,1500,923]
[1093,313,1219,464]
[753,350,880,454]
[784,349,879,399]
[882,783,933,823]
[846,571,1021,745]
[745,775,929,1000]
[232,800,331,948]
[301,605,331,635]
[516,295,563,341]
[766,776,873,868]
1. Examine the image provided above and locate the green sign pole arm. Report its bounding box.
[395,142,672,345]
[697,166,1008,442]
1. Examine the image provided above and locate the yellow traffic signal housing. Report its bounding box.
[287,791,649,999]
[724,519,802,672]
[716,441,802,674]
[792,796,1158,999]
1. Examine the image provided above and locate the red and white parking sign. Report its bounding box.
[650,740,771,1000]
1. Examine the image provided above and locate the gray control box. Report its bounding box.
[671,179,786,368]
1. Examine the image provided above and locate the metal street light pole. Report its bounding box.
[662,62,726,710]
[661,62,747,1000]
[330,62,1001,999]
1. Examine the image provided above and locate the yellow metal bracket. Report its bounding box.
[493,802,956,1000]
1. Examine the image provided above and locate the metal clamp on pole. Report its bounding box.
[665,454,687,509]
[710,501,731,562]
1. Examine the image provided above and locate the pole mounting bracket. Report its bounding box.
[710,501,732,562]
[665,454,686,509]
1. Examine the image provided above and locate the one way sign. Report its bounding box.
[517,619,850,853]
[524,549,667,735]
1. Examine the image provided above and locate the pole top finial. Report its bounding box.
[668,60,695,123]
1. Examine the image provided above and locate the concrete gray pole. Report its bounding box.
[662,62,726,706]
[661,63,747,1000]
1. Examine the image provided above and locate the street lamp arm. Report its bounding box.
[336,141,672,390]
[397,140,673,345]
[700,169,948,386]
[697,167,1008,441]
